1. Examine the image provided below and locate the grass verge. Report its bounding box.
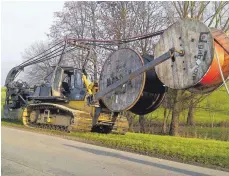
[2,119,229,171]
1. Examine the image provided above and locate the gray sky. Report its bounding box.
[1,1,64,86]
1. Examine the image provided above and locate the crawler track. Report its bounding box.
[20,103,128,134]
[22,103,93,133]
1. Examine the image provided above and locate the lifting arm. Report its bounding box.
[5,66,23,86]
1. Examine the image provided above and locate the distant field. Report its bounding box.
[1,87,6,113]
[141,84,229,125]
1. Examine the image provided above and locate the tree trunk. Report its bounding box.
[169,90,180,136]
[169,107,180,136]
[126,112,134,132]
[187,105,195,126]
[128,119,134,132]
[139,115,145,133]
[162,107,168,134]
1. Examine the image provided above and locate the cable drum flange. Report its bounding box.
[99,48,146,112]
[154,18,214,89]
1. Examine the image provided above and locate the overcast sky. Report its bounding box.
[1,1,64,85]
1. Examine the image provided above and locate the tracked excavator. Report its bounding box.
[4,19,229,134]
[4,41,131,134]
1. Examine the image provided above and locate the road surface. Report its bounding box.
[2,126,229,176]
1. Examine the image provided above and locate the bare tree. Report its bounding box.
[22,41,59,85]
[49,2,101,79]
[161,1,229,136]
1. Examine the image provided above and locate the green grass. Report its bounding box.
[202,86,229,110]
[147,108,229,126]
[2,119,229,169]
[1,87,6,110]
[72,133,229,169]
[2,118,23,126]
[181,127,229,141]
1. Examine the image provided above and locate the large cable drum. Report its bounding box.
[188,28,229,94]
[154,18,229,94]
[99,48,166,115]
[154,18,214,90]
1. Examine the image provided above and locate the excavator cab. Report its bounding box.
[29,66,87,103]
[50,66,87,101]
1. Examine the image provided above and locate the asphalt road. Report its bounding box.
[2,126,229,176]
